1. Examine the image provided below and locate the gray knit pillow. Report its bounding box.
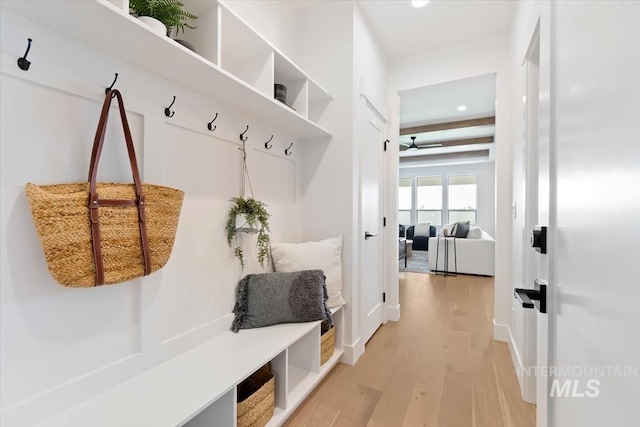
[232,270,333,332]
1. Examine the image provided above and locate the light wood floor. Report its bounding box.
[284,272,536,427]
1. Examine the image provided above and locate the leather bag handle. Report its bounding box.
[87,89,150,286]
[88,89,143,197]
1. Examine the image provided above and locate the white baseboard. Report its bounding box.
[385,303,400,322]
[506,323,536,404]
[493,319,510,342]
[507,326,526,398]
[342,337,364,366]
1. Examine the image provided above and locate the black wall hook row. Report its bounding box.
[240,125,249,142]
[17,38,33,71]
[207,112,218,131]
[164,96,176,117]
[105,73,119,97]
[285,142,293,156]
[265,135,273,149]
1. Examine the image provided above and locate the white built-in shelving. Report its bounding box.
[2,0,333,139]
[39,307,343,427]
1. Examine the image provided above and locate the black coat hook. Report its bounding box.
[207,112,218,131]
[17,38,33,71]
[285,142,293,156]
[240,125,249,142]
[105,73,119,97]
[265,135,273,149]
[165,96,176,117]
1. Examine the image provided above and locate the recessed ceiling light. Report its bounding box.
[457,105,467,111]
[411,0,430,8]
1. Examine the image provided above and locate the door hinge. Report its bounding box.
[383,292,386,302]
[383,217,386,227]
[383,139,389,151]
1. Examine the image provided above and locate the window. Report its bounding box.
[448,174,477,224]
[416,176,442,226]
[398,178,412,225]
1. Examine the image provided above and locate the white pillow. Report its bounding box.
[466,225,483,239]
[413,222,431,237]
[271,236,346,308]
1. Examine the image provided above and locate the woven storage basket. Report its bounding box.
[237,364,275,427]
[25,89,184,287]
[25,182,183,287]
[321,324,336,365]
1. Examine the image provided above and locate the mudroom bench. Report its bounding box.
[40,307,343,427]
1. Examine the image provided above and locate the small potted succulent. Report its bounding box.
[226,197,271,270]
[129,0,197,38]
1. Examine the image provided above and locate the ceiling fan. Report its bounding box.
[399,136,442,152]
[400,136,420,151]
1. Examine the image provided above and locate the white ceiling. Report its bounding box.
[284,0,509,165]
[398,73,496,162]
[357,0,515,59]
[399,73,496,128]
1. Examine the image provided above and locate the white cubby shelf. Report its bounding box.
[3,0,332,140]
[38,307,343,427]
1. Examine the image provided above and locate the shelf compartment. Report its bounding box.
[274,52,308,118]
[1,1,331,139]
[183,388,235,427]
[219,4,274,97]
[270,350,288,412]
[308,80,332,124]
[287,325,320,402]
[287,365,318,404]
[180,0,220,65]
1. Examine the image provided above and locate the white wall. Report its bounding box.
[399,161,496,237]
[387,34,512,338]
[295,1,388,364]
[222,0,300,64]
[0,9,300,426]
[353,2,391,336]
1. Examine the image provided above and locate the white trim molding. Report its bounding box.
[493,319,510,342]
[385,303,400,322]
[341,337,365,366]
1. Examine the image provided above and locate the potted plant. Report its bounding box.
[226,197,271,270]
[129,0,197,38]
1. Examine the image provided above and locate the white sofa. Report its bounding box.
[428,230,495,276]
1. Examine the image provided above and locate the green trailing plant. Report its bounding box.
[129,0,197,35]
[226,197,271,270]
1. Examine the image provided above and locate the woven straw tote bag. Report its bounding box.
[25,89,184,287]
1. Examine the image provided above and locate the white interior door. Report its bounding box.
[549,2,640,426]
[360,97,385,345]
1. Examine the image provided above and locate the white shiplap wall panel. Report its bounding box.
[0,9,300,426]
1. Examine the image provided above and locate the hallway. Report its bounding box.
[285,273,535,426]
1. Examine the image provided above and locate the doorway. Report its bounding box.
[397,75,497,276]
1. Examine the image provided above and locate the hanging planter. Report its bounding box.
[235,213,258,234]
[226,136,271,270]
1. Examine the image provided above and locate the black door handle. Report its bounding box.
[365,232,377,240]
[514,279,547,313]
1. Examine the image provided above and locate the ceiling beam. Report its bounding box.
[400,149,491,163]
[400,136,494,151]
[400,116,496,136]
